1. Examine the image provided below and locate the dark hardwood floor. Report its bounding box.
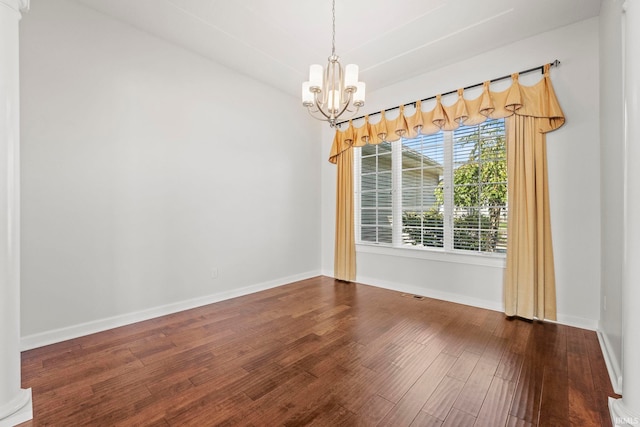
[19,276,618,426]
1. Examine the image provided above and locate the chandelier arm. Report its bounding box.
[306,107,336,122]
[312,94,334,122]
[310,89,360,127]
[333,91,354,121]
[344,105,361,119]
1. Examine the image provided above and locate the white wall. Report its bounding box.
[321,18,601,329]
[20,0,322,344]
[598,0,624,392]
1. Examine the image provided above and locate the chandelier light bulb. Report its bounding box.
[309,65,323,92]
[328,90,340,113]
[353,82,366,107]
[344,64,358,90]
[302,82,314,106]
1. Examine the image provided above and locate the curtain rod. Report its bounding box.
[336,59,561,127]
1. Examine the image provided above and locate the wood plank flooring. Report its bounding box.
[19,276,618,426]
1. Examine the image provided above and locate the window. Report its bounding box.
[355,118,507,255]
[359,142,393,244]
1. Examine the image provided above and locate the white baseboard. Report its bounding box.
[349,275,598,331]
[21,270,321,351]
[598,329,623,394]
[553,314,599,331]
[354,275,504,313]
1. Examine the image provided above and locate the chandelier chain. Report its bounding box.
[331,0,336,56]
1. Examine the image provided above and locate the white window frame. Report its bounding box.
[354,120,507,268]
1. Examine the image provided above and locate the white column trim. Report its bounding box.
[611,0,640,425]
[0,390,32,427]
[0,0,29,13]
[610,398,640,427]
[0,0,30,424]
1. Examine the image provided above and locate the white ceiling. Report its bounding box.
[71,0,601,98]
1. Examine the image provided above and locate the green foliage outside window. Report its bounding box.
[401,120,507,253]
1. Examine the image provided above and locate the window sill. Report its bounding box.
[356,243,506,268]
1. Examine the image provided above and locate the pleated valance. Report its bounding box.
[329,63,564,163]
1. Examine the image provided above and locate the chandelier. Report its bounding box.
[301,0,365,127]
